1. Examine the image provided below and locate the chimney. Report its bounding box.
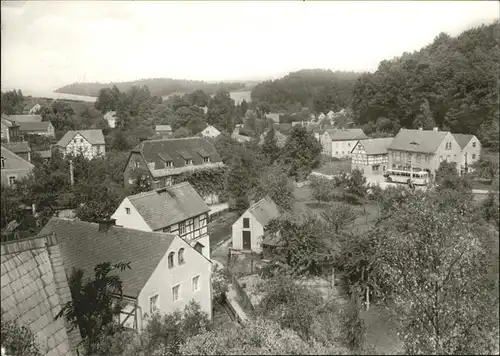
[97,219,116,232]
[151,180,160,190]
[433,127,438,131]
[418,127,423,131]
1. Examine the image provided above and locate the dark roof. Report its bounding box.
[18,121,52,132]
[247,197,280,227]
[2,141,31,154]
[1,116,19,128]
[325,128,367,141]
[6,114,43,123]
[38,218,177,297]
[57,129,105,146]
[388,128,448,153]
[132,137,222,171]
[351,137,393,155]
[452,133,475,150]
[125,182,210,230]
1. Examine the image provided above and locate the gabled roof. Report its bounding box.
[18,121,52,132]
[1,145,34,170]
[5,114,43,123]
[351,137,393,155]
[126,182,210,231]
[247,197,280,227]
[57,129,105,147]
[388,129,448,153]
[156,125,172,131]
[132,137,222,172]
[201,125,221,135]
[38,218,177,298]
[1,116,19,128]
[452,133,475,150]
[1,235,82,355]
[2,141,31,154]
[325,128,367,141]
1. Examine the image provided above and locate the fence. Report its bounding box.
[227,269,255,318]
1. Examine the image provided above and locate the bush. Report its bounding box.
[0,315,42,356]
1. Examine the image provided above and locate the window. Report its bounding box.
[192,276,200,292]
[168,252,175,268]
[178,248,185,265]
[186,219,194,233]
[1,157,4,168]
[80,139,83,143]
[149,294,159,314]
[179,221,186,235]
[425,155,430,163]
[172,285,180,302]
[166,177,172,186]
[416,154,421,162]
[194,243,203,254]
[472,142,476,148]
[8,176,16,187]
[472,154,476,159]
[134,162,139,168]
[203,157,210,164]
[125,207,131,214]
[408,153,412,160]
[185,159,193,166]
[199,214,207,227]
[243,218,250,229]
[166,161,173,168]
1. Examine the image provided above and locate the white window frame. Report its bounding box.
[203,157,210,164]
[172,284,180,302]
[125,207,131,215]
[8,176,16,187]
[192,275,200,292]
[166,161,173,168]
[199,214,207,227]
[149,294,159,314]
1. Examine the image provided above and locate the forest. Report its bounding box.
[55,78,247,98]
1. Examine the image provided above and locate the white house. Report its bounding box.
[231,197,280,253]
[56,129,106,159]
[111,182,212,260]
[104,111,117,128]
[452,133,481,174]
[29,104,42,115]
[200,125,221,139]
[350,137,393,176]
[320,128,368,158]
[38,218,213,332]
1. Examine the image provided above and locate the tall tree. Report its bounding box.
[206,90,236,133]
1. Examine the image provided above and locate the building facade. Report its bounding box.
[56,130,106,159]
[104,111,117,128]
[452,133,482,174]
[1,116,21,143]
[38,218,213,332]
[320,128,368,158]
[111,182,212,260]
[387,128,462,177]
[200,125,221,139]
[1,145,34,187]
[350,137,393,176]
[2,141,31,162]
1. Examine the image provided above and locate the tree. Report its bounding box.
[261,126,280,164]
[344,169,367,202]
[321,204,357,234]
[56,262,131,354]
[1,313,42,356]
[309,176,338,203]
[253,165,294,212]
[0,89,24,115]
[338,290,366,352]
[280,126,322,181]
[435,161,471,192]
[206,90,236,133]
[371,190,499,354]
[173,127,190,138]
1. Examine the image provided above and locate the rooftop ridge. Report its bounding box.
[249,196,273,211]
[1,233,58,254]
[141,137,205,144]
[127,181,192,200]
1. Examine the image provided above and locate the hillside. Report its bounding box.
[55,78,247,98]
[250,69,361,113]
[352,20,499,148]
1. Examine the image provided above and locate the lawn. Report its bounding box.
[314,159,352,176]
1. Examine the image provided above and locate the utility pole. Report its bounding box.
[69,159,74,186]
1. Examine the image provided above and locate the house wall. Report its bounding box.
[331,140,359,158]
[460,137,481,172]
[1,166,33,187]
[62,133,97,160]
[123,152,150,188]
[201,127,219,138]
[137,236,212,328]
[320,133,332,156]
[1,122,10,142]
[232,210,265,253]
[351,145,388,175]
[111,198,153,231]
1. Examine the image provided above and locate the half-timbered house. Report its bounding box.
[350,137,393,176]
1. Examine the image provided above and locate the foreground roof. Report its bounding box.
[247,197,280,227]
[57,129,105,147]
[388,129,448,153]
[127,182,210,230]
[452,133,475,150]
[325,128,367,141]
[38,218,177,298]
[351,137,393,155]
[2,141,31,154]
[1,235,82,355]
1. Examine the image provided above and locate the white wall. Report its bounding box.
[331,140,358,158]
[111,198,152,231]
[231,210,265,253]
[138,236,213,329]
[461,136,481,171]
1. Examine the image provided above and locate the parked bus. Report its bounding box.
[384,169,429,186]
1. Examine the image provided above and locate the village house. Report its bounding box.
[123,137,225,207]
[350,137,393,176]
[4,115,55,138]
[452,133,482,174]
[264,113,283,124]
[38,218,213,332]
[1,145,34,187]
[104,111,117,128]
[2,141,31,162]
[1,116,21,143]
[387,127,462,177]
[258,129,287,148]
[318,113,326,121]
[231,197,280,254]
[111,182,212,260]
[29,103,42,115]
[56,129,106,159]
[320,128,368,158]
[200,125,221,139]
[155,125,173,137]
[1,235,82,356]
[231,124,252,143]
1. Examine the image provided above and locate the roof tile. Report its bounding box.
[56,129,105,147]
[388,128,448,153]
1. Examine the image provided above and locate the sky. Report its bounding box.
[1,0,498,94]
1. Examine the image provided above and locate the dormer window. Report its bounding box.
[472,142,476,148]
[203,157,210,164]
[185,159,193,166]
[165,161,173,168]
